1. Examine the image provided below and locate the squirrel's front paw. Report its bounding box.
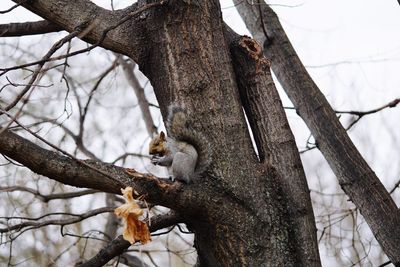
[151,155,160,165]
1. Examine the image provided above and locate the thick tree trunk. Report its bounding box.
[226,32,321,266]
[233,1,400,265]
[133,1,300,266]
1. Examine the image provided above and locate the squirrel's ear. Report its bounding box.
[160,131,166,140]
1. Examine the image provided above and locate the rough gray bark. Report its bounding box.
[11,0,154,61]
[0,20,62,36]
[130,1,298,265]
[2,0,324,266]
[226,32,321,266]
[233,1,400,265]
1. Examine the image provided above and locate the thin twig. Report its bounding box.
[116,55,158,136]
[2,29,81,112]
[1,207,115,239]
[0,1,168,76]
[79,60,119,140]
[0,109,121,184]
[337,98,400,130]
[0,0,28,14]
[389,179,400,194]
[0,186,100,202]
[336,98,400,116]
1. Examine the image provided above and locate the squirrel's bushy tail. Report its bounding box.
[166,104,212,175]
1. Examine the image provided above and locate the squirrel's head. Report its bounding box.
[149,131,167,155]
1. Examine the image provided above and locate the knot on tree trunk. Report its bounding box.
[239,36,271,73]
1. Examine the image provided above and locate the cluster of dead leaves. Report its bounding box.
[114,187,151,244]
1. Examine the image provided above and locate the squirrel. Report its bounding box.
[149,105,211,183]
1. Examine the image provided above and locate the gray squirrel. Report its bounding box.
[149,105,211,183]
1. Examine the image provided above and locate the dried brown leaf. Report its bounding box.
[114,187,151,244]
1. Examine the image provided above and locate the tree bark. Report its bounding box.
[0,20,62,37]
[227,32,321,266]
[129,1,300,265]
[11,0,158,61]
[233,1,400,265]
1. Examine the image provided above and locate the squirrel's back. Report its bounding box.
[166,105,212,174]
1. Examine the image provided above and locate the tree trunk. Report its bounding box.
[133,1,307,265]
[233,1,400,265]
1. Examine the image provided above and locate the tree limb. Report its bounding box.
[11,0,167,61]
[0,0,28,14]
[227,32,321,266]
[1,29,80,112]
[0,129,185,208]
[337,98,400,130]
[0,20,62,37]
[0,207,114,234]
[78,212,181,267]
[336,98,400,116]
[117,56,158,136]
[0,186,99,202]
[233,1,400,264]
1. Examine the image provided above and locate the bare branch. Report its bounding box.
[0,207,115,240]
[389,178,400,194]
[78,212,181,267]
[76,235,132,267]
[79,59,119,143]
[0,20,62,37]
[0,0,28,14]
[1,28,80,114]
[112,153,151,164]
[117,56,158,136]
[0,128,187,208]
[336,98,400,130]
[11,0,168,62]
[15,109,99,160]
[2,1,167,78]
[118,254,151,267]
[0,186,99,202]
[286,98,400,132]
